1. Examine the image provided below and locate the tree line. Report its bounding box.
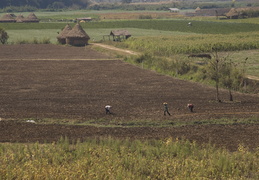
[0,0,90,9]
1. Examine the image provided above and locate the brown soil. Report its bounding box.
[0,44,258,151]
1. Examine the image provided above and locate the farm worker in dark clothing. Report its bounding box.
[163,102,171,116]
[187,104,194,112]
[105,105,112,114]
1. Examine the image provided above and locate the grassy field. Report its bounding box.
[6,27,196,44]
[1,137,258,179]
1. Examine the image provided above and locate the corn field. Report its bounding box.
[122,32,259,56]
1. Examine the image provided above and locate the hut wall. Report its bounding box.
[66,37,89,46]
[0,20,16,23]
[57,38,66,44]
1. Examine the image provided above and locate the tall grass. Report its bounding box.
[0,137,258,179]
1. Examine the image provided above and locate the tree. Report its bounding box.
[0,28,9,44]
[206,44,227,102]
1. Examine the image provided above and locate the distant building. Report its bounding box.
[23,13,39,23]
[110,30,131,41]
[76,17,92,22]
[15,14,25,23]
[195,8,230,16]
[226,8,239,19]
[0,13,39,23]
[57,24,72,44]
[169,8,180,13]
[66,23,90,46]
[0,13,16,23]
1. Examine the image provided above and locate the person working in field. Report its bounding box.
[163,102,171,116]
[187,103,194,112]
[105,105,112,114]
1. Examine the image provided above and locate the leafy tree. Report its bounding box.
[205,44,246,102]
[220,59,243,101]
[206,44,226,102]
[0,27,9,44]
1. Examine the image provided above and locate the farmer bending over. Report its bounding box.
[187,104,194,112]
[105,105,112,114]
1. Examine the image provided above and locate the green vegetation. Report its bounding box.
[0,137,258,179]
[1,19,259,34]
[28,116,259,128]
[7,29,58,44]
[0,27,8,44]
[121,32,259,55]
[6,28,194,44]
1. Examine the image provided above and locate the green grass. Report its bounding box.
[226,50,259,77]
[18,116,259,128]
[193,17,259,24]
[0,10,101,22]
[6,27,196,44]
[7,29,58,44]
[1,19,259,33]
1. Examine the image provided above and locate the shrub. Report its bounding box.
[0,27,9,44]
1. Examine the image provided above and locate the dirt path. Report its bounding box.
[92,43,140,55]
[247,75,259,81]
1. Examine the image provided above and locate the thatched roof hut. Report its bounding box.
[110,30,131,41]
[57,24,72,44]
[226,8,239,19]
[195,7,201,12]
[15,14,25,23]
[23,13,39,23]
[0,13,16,23]
[169,8,180,13]
[66,23,90,46]
[195,8,230,16]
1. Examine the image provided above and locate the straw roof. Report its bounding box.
[57,24,72,39]
[27,12,38,20]
[110,30,131,36]
[23,13,39,22]
[226,8,239,18]
[0,13,16,22]
[195,7,201,12]
[66,23,90,39]
[235,7,259,13]
[195,8,230,16]
[15,14,25,23]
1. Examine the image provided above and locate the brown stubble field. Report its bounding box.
[0,44,258,151]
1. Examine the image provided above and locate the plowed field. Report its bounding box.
[0,44,258,151]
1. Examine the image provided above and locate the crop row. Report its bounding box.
[121,31,259,55]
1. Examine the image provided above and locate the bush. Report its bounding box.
[0,27,9,44]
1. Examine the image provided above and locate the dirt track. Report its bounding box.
[0,44,258,151]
